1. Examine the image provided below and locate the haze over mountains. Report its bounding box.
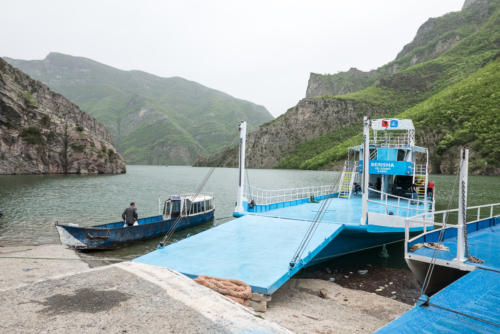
[4,53,273,165]
[197,0,500,175]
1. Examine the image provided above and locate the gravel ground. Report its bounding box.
[297,265,421,305]
[264,278,411,334]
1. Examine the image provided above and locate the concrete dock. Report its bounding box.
[0,244,412,333]
[0,245,289,334]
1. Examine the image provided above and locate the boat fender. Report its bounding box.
[249,200,255,209]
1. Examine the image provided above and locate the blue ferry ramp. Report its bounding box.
[377,216,500,333]
[134,214,344,294]
[376,268,500,334]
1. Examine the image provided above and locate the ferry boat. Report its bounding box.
[135,118,435,295]
[377,149,500,333]
[56,194,214,250]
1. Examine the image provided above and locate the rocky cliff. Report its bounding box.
[196,0,500,175]
[305,68,376,98]
[0,58,126,174]
[196,98,385,168]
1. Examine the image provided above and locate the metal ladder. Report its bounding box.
[414,165,427,200]
[338,161,357,199]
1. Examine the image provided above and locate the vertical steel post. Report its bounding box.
[361,116,370,225]
[235,121,247,213]
[456,148,468,262]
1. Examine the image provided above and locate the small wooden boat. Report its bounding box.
[56,194,214,250]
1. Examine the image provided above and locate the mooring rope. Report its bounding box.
[427,301,500,328]
[288,175,340,268]
[0,255,124,262]
[419,160,461,297]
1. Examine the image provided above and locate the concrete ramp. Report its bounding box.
[0,261,289,334]
[134,215,344,294]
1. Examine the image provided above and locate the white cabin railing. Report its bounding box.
[404,202,500,264]
[243,182,340,206]
[367,188,433,218]
[371,132,411,148]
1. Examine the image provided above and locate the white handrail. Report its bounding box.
[244,179,341,206]
[404,202,500,259]
[368,187,432,206]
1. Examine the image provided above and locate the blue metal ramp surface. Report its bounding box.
[134,215,344,294]
[376,268,500,333]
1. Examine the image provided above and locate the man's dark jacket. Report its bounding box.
[122,207,138,226]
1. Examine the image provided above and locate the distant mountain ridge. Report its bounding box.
[196,0,500,175]
[4,53,273,165]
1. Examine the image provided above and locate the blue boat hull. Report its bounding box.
[307,226,406,266]
[56,210,214,250]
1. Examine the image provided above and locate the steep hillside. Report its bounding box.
[4,53,273,165]
[196,0,500,175]
[306,0,492,98]
[0,58,125,174]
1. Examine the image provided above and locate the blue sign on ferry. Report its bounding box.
[359,160,412,175]
[390,119,399,128]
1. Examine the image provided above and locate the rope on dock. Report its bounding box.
[194,275,252,306]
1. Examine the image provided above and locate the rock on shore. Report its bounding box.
[0,58,125,174]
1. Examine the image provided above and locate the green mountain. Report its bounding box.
[3,53,273,165]
[196,0,500,175]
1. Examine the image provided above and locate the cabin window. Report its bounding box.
[397,149,406,161]
[171,200,181,218]
[201,201,205,212]
[163,201,171,215]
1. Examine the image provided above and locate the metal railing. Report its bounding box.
[367,188,433,218]
[244,180,340,206]
[414,164,427,174]
[371,132,411,148]
[405,202,500,260]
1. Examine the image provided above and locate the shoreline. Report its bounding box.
[0,243,414,333]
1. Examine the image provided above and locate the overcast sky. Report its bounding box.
[1,0,463,117]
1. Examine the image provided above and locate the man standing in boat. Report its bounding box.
[122,202,138,227]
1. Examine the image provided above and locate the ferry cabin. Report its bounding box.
[343,118,430,202]
[163,194,214,219]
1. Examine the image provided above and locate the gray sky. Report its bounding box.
[1,0,463,116]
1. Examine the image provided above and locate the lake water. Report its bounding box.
[0,165,499,261]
